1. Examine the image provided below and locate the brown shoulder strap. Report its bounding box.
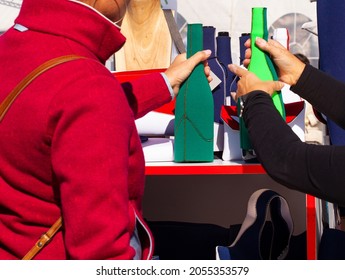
[22,217,63,260]
[0,54,85,122]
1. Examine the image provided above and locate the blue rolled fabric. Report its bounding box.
[317,0,345,145]
[216,189,294,260]
[203,26,226,123]
[318,228,345,260]
[216,31,236,105]
[239,33,250,65]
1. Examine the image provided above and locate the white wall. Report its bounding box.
[177,0,316,33]
[0,2,20,32]
[177,0,317,65]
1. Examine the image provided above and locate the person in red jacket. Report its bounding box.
[0,0,211,259]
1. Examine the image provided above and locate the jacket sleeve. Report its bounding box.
[243,91,345,207]
[121,72,172,119]
[48,68,138,259]
[291,64,345,129]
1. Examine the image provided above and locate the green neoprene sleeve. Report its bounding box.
[239,7,286,152]
[249,7,285,117]
[174,24,214,162]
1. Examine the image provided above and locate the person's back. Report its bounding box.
[0,0,157,259]
[0,0,212,260]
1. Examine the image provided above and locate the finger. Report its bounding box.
[173,52,187,64]
[244,48,251,60]
[244,38,251,48]
[204,65,211,76]
[230,91,238,103]
[204,65,212,83]
[267,38,286,50]
[243,58,250,68]
[273,81,285,91]
[228,64,248,77]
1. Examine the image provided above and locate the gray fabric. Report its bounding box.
[130,223,142,260]
[163,9,186,54]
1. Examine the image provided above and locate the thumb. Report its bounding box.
[186,49,212,68]
[255,37,285,58]
[273,81,285,92]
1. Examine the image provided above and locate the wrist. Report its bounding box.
[160,73,175,100]
[291,62,306,85]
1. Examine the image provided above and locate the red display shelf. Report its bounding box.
[306,194,317,260]
[145,159,316,260]
[145,159,265,175]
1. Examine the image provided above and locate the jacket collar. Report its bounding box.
[14,0,126,63]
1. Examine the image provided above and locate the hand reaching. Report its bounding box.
[228,64,284,101]
[164,50,212,97]
[242,38,306,86]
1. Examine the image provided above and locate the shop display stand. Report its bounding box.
[144,159,316,260]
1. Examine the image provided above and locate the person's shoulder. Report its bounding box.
[47,56,120,103]
[68,57,113,77]
[57,57,117,87]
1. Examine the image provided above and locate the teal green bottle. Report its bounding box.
[239,7,286,160]
[174,24,214,162]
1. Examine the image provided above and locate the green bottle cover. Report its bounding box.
[239,7,286,151]
[174,24,214,162]
[249,7,285,117]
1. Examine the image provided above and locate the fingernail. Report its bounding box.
[228,64,236,71]
[204,49,212,56]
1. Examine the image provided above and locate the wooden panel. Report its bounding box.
[115,0,173,71]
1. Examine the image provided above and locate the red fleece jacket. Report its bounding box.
[0,0,171,259]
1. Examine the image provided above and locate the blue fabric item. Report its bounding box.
[239,33,250,65]
[216,189,293,260]
[216,245,232,260]
[147,218,305,259]
[148,221,233,260]
[203,26,226,123]
[216,222,275,260]
[317,0,345,145]
[216,32,236,105]
[318,228,345,260]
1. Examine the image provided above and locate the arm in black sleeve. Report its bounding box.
[243,91,345,206]
[291,64,345,129]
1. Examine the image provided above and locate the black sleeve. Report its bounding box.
[243,91,345,207]
[291,64,345,129]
